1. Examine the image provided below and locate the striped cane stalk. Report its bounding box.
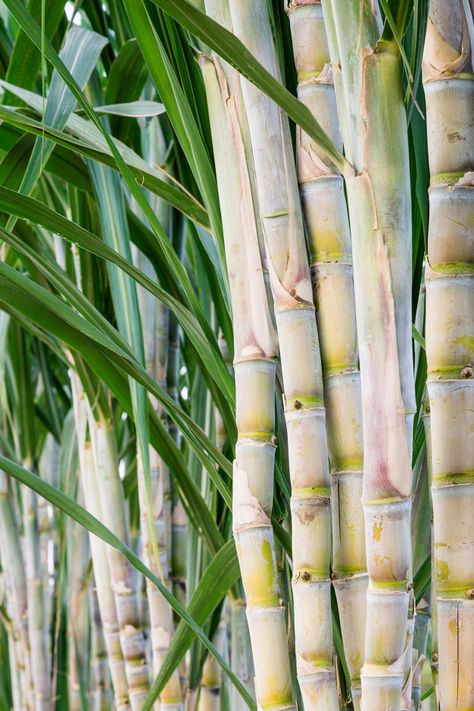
[287,3,367,706]
[226,0,337,706]
[423,2,474,708]
[321,2,416,707]
[199,6,294,704]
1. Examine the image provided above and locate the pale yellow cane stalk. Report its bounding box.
[90,588,110,711]
[67,506,90,711]
[8,635,22,711]
[0,470,34,710]
[287,3,367,706]
[71,378,131,711]
[226,0,337,706]
[230,599,254,711]
[22,478,51,711]
[65,246,150,707]
[199,5,293,704]
[197,623,227,711]
[321,2,416,708]
[87,414,151,710]
[38,434,59,649]
[196,346,227,711]
[423,2,474,708]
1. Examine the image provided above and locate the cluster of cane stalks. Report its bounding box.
[0,1,471,710]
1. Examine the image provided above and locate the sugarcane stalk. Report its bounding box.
[0,470,34,709]
[230,599,254,711]
[38,435,58,650]
[71,377,131,711]
[197,622,227,711]
[6,626,22,711]
[422,392,439,707]
[287,3,367,706]
[215,334,255,710]
[90,587,110,711]
[199,10,294,705]
[423,3,474,708]
[22,476,52,711]
[195,335,230,711]
[87,413,151,710]
[321,2,416,708]
[225,0,337,706]
[134,124,183,707]
[66,492,91,711]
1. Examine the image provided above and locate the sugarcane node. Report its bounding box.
[294,399,303,410]
[467,588,474,599]
[271,434,278,446]
[301,570,311,582]
[406,582,414,591]
[431,653,438,664]
[460,364,473,379]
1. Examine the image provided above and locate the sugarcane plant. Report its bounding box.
[0,0,471,710]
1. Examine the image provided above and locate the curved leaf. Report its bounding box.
[150,0,347,171]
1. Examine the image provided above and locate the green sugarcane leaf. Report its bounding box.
[0,0,220,329]
[8,323,36,463]
[0,294,225,556]
[147,538,241,704]
[412,323,426,350]
[0,80,228,341]
[120,0,227,271]
[6,25,108,230]
[0,453,254,710]
[0,100,208,226]
[89,100,166,117]
[3,0,64,105]
[87,156,156,589]
[0,187,234,408]
[0,123,92,190]
[150,0,347,172]
[105,38,147,105]
[0,0,221,328]
[421,687,434,701]
[0,259,233,492]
